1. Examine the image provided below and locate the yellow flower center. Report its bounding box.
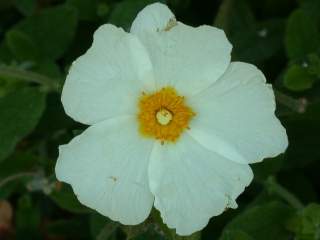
[137,87,195,143]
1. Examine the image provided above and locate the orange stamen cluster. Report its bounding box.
[137,87,195,143]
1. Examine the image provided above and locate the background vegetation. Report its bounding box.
[0,0,319,239]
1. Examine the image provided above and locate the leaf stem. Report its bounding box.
[150,208,201,240]
[97,222,119,240]
[0,65,61,92]
[0,172,38,189]
[275,90,308,113]
[266,177,304,210]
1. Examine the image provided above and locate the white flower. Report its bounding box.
[55,2,288,236]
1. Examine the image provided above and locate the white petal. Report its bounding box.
[130,3,175,35]
[148,135,253,236]
[189,62,288,164]
[62,24,155,125]
[135,23,232,95]
[55,116,154,224]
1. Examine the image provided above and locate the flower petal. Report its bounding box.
[62,24,155,125]
[55,116,154,224]
[130,3,175,35]
[189,62,288,164]
[148,135,253,236]
[134,22,232,95]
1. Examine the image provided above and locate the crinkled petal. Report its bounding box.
[189,62,288,164]
[130,3,175,35]
[148,135,253,236]
[134,21,232,95]
[62,24,155,125]
[55,116,154,224]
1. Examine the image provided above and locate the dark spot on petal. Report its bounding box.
[164,18,177,31]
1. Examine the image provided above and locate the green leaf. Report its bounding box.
[0,153,39,199]
[285,9,320,60]
[214,0,256,36]
[97,222,119,240]
[298,0,320,24]
[307,53,320,78]
[150,208,200,240]
[14,0,37,16]
[220,202,294,240]
[0,87,46,161]
[131,228,166,240]
[97,2,110,19]
[276,173,318,204]
[232,19,285,63]
[35,93,74,137]
[0,41,14,63]
[90,212,109,238]
[109,0,164,31]
[0,72,24,98]
[16,194,41,240]
[167,0,191,11]
[122,224,149,240]
[252,155,284,183]
[47,218,91,239]
[265,177,304,210]
[287,203,320,240]
[214,0,285,63]
[60,22,97,65]
[13,5,78,60]
[249,0,295,18]
[283,102,320,168]
[0,65,61,92]
[67,0,98,21]
[283,64,315,91]
[5,29,39,61]
[220,229,254,240]
[172,232,201,240]
[32,61,62,79]
[0,1,12,11]
[49,183,90,213]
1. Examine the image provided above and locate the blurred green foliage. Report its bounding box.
[0,0,319,239]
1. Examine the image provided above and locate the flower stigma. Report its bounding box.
[138,87,195,143]
[156,108,173,125]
